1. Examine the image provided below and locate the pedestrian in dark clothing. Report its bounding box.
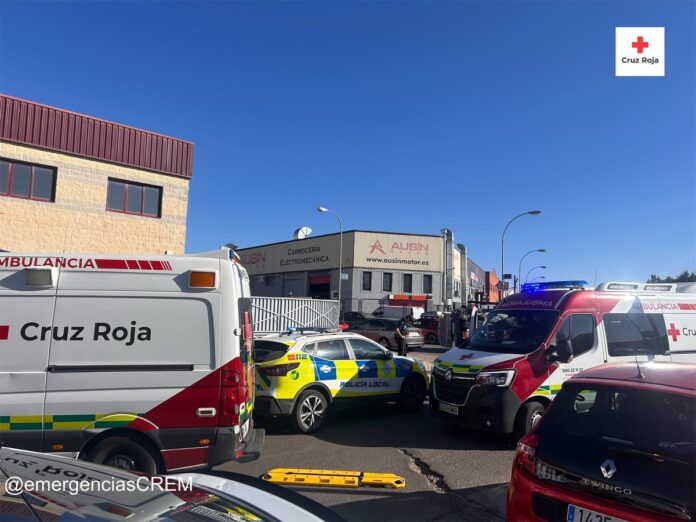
[395,320,408,356]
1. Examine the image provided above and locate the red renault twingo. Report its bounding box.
[507,362,695,522]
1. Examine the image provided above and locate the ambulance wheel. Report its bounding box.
[399,376,426,413]
[88,436,159,474]
[513,402,545,441]
[292,389,329,433]
[426,333,437,344]
[378,337,390,349]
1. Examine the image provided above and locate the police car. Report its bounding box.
[254,329,428,432]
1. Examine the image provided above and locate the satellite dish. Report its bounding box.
[293,226,312,240]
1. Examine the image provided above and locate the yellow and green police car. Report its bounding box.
[254,329,429,433]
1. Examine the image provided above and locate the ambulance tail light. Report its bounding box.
[515,433,539,476]
[259,362,300,377]
[220,364,245,427]
[189,271,217,289]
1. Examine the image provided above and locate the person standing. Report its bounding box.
[395,320,408,356]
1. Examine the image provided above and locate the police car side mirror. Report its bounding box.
[384,350,393,360]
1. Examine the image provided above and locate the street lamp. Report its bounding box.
[501,210,541,297]
[530,276,546,283]
[526,265,547,283]
[517,248,546,292]
[317,206,343,310]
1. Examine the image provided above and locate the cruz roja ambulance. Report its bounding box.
[0,248,264,474]
[430,280,696,439]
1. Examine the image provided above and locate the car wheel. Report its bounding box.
[292,389,329,433]
[378,337,390,348]
[426,333,437,344]
[87,436,159,474]
[399,377,426,413]
[513,401,545,441]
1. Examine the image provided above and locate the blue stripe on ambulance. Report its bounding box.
[356,360,378,378]
[312,357,336,381]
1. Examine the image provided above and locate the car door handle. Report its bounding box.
[196,407,216,417]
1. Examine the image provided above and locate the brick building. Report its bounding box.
[0,95,193,254]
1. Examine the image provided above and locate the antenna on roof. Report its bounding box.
[634,356,644,379]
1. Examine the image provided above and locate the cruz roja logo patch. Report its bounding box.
[616,27,665,76]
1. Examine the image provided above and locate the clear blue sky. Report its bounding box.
[1,1,694,283]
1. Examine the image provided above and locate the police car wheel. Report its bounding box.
[293,390,328,433]
[399,377,425,413]
[88,436,159,474]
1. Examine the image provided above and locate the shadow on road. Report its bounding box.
[256,405,515,452]
[288,482,508,522]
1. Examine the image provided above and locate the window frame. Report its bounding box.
[349,338,390,360]
[403,273,413,293]
[383,272,393,292]
[423,274,433,294]
[0,158,56,202]
[362,271,372,291]
[106,178,162,218]
[314,339,352,361]
[553,313,597,358]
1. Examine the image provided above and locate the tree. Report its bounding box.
[647,270,696,283]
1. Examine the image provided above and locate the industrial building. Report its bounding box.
[238,229,492,314]
[0,94,193,254]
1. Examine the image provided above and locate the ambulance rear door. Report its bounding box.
[0,261,58,451]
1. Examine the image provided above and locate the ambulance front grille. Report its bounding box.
[432,371,475,406]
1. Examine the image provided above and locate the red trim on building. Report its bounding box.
[0,94,193,178]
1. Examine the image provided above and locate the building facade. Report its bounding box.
[0,95,193,254]
[238,230,488,313]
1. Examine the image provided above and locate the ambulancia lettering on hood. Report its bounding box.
[434,347,519,375]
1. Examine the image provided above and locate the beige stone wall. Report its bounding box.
[0,142,189,254]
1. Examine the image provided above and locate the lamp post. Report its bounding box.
[317,206,343,311]
[526,265,547,283]
[517,248,546,292]
[501,210,541,297]
[530,276,546,283]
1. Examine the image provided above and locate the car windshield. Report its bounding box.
[254,340,292,363]
[467,309,558,354]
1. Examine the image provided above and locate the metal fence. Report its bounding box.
[251,297,340,334]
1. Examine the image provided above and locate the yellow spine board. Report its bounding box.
[261,468,406,489]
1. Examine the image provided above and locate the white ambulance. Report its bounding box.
[0,248,263,473]
[430,280,696,439]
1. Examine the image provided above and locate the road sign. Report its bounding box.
[341,273,349,280]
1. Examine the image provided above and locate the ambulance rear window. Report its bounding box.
[254,340,292,363]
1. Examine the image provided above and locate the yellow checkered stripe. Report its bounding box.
[533,384,562,397]
[0,413,139,431]
[434,360,485,374]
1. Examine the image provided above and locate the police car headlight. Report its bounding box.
[475,370,515,387]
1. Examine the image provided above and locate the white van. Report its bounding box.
[0,248,263,473]
[430,280,696,439]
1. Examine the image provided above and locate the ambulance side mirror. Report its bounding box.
[547,339,573,364]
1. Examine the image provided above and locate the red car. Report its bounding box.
[508,362,695,522]
[411,316,439,344]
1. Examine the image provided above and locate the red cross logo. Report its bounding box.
[667,323,680,343]
[632,36,649,53]
[459,353,475,360]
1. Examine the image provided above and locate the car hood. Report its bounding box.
[433,347,520,376]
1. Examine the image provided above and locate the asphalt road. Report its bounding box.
[218,346,516,522]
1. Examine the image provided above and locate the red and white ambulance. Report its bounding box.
[0,248,263,473]
[430,280,696,439]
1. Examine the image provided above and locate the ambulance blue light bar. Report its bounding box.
[521,280,590,293]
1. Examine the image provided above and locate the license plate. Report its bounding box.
[439,402,459,416]
[567,504,628,522]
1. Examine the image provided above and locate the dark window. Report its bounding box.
[554,314,596,357]
[423,274,433,294]
[315,339,350,360]
[253,340,291,363]
[106,178,162,218]
[0,159,56,201]
[604,313,669,356]
[383,272,393,292]
[403,273,413,293]
[349,338,389,360]
[469,309,559,355]
[302,343,315,354]
[362,271,372,291]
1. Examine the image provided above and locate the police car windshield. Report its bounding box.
[254,340,292,363]
[468,309,558,354]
